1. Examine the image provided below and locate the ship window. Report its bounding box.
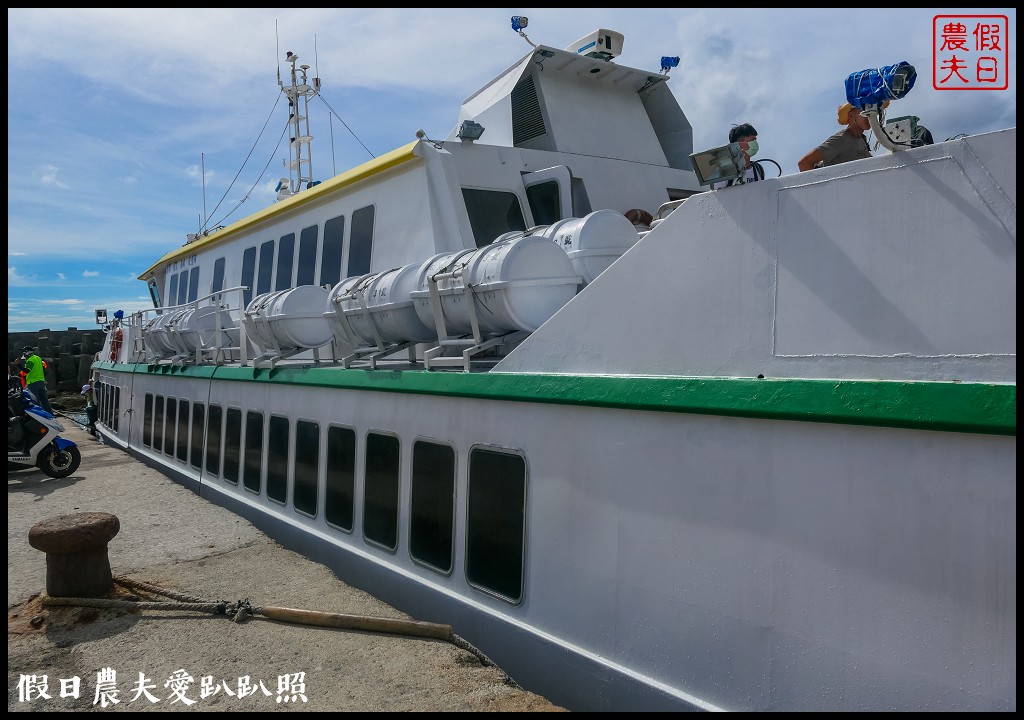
[177,271,188,306]
[320,215,345,289]
[257,239,275,296]
[297,225,319,286]
[525,179,560,226]
[325,425,356,532]
[363,432,400,552]
[223,407,242,485]
[190,403,205,470]
[176,399,190,463]
[241,246,257,308]
[211,258,226,295]
[164,398,177,457]
[347,205,375,277]
[168,274,179,309]
[148,280,160,308]
[96,382,103,425]
[153,395,165,453]
[410,440,456,575]
[206,404,222,478]
[267,415,289,505]
[187,266,200,303]
[243,411,264,494]
[466,447,526,603]
[97,382,104,425]
[294,420,320,518]
[143,393,153,448]
[462,189,526,248]
[276,233,296,291]
[113,387,120,432]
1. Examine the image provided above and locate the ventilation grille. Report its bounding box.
[511,75,546,145]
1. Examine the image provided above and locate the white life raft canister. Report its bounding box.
[532,209,640,286]
[243,285,333,351]
[326,264,436,347]
[409,235,581,336]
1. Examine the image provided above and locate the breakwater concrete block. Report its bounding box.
[8,329,106,393]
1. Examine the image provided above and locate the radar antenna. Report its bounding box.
[279,51,322,197]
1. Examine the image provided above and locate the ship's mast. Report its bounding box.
[279,51,320,196]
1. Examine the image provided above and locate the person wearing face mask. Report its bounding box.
[712,123,764,188]
[797,102,874,171]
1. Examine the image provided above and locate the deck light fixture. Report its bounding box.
[457,120,485,142]
[689,142,745,187]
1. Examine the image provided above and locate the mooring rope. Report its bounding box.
[38,575,510,681]
[43,596,224,614]
[113,574,209,604]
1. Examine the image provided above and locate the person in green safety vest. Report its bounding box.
[17,346,54,415]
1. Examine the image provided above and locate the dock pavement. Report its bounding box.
[8,420,566,712]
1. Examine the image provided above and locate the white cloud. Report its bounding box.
[82,270,100,278]
[36,164,70,189]
[9,266,33,285]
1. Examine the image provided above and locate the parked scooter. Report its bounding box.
[8,384,82,478]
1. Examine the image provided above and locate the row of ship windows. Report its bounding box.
[160,182,567,312]
[162,206,376,310]
[115,389,526,604]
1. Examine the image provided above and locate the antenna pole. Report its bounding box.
[280,50,319,194]
[201,152,208,232]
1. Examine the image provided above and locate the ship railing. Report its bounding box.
[649,198,688,232]
[128,286,251,367]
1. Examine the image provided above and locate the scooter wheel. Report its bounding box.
[38,444,82,479]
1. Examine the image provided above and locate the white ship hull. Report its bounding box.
[89,28,1016,711]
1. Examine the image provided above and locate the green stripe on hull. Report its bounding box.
[96,362,1016,436]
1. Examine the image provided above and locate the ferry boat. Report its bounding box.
[89,18,1016,712]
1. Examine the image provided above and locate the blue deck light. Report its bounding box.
[846,61,917,108]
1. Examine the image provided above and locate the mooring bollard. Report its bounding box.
[28,512,120,598]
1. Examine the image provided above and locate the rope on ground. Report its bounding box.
[44,577,454,642]
[43,596,224,614]
[449,633,523,688]
[53,409,90,430]
[43,577,523,689]
[114,574,208,604]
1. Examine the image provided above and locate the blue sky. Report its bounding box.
[7,8,1017,333]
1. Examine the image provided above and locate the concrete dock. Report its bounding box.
[8,420,566,712]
